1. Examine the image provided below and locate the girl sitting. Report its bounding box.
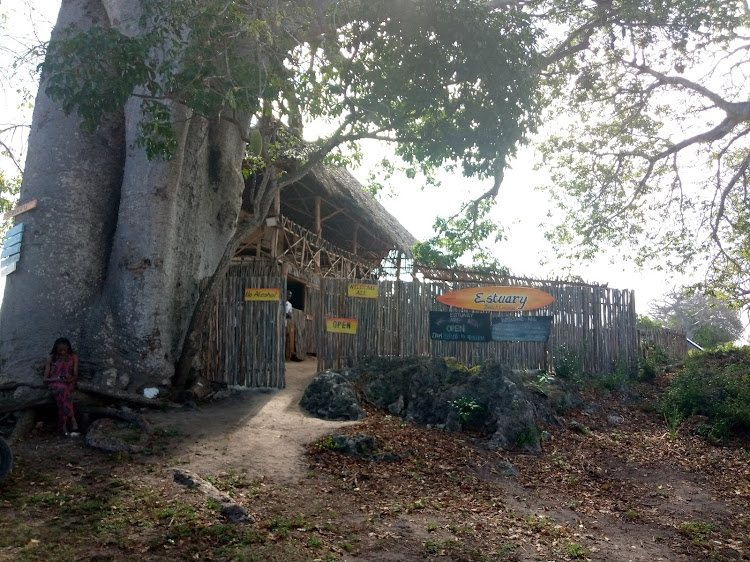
[44,337,80,436]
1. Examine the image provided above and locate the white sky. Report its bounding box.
[0,1,694,316]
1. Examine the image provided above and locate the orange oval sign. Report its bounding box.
[436,286,554,312]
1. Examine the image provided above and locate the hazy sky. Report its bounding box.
[0,1,693,315]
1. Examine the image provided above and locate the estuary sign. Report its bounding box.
[436,286,554,312]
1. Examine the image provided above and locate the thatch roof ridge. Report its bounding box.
[303,164,418,257]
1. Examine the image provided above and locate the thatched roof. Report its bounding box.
[278,164,417,261]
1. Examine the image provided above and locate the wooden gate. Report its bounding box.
[201,270,286,388]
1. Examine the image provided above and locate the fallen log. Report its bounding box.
[172,468,253,524]
[0,380,176,413]
[76,382,178,409]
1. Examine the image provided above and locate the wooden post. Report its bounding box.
[352,224,359,255]
[314,196,322,273]
[314,196,322,236]
[271,192,281,259]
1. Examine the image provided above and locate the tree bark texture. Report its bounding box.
[0,0,251,403]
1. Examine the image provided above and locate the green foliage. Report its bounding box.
[552,343,587,384]
[692,322,740,350]
[416,199,510,273]
[423,539,441,555]
[316,436,338,450]
[677,520,718,545]
[639,343,671,382]
[707,341,740,353]
[443,357,480,376]
[663,406,683,442]
[601,352,630,391]
[43,26,153,131]
[563,541,589,559]
[0,172,20,235]
[42,0,541,185]
[528,370,555,396]
[536,1,750,305]
[267,516,293,538]
[44,0,293,160]
[306,0,542,178]
[515,428,540,449]
[660,347,750,440]
[413,240,458,270]
[448,397,485,424]
[637,314,662,330]
[650,289,743,349]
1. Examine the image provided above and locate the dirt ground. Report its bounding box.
[0,357,748,561]
[145,358,359,482]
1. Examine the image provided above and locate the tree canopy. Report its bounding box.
[42,0,541,185]
[0,1,49,187]
[650,288,744,348]
[6,1,750,299]
[534,0,750,307]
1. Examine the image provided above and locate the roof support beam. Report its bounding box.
[314,196,322,236]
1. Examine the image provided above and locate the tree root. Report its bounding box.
[83,407,154,454]
[8,409,35,444]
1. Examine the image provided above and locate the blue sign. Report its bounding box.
[0,261,16,276]
[1,242,20,259]
[3,232,21,248]
[1,222,23,276]
[491,316,553,342]
[430,311,492,342]
[4,223,24,238]
[0,253,20,269]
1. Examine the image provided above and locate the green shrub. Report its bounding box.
[515,428,540,449]
[639,343,671,382]
[660,348,750,440]
[444,357,480,375]
[553,343,587,384]
[527,370,555,396]
[601,353,629,390]
[448,397,485,424]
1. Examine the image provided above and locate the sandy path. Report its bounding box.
[148,358,356,482]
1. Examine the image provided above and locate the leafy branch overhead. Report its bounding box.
[41,0,541,173]
[534,0,750,304]
[28,0,750,304]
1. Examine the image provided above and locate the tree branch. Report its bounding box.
[631,63,750,118]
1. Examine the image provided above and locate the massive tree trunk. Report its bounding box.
[0,0,251,404]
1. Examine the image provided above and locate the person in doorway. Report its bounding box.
[285,290,295,361]
[44,337,80,436]
[285,290,293,320]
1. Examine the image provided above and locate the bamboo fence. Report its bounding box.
[638,327,688,361]
[318,277,639,376]
[202,266,642,387]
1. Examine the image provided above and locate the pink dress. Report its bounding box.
[48,354,76,428]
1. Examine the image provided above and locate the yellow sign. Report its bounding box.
[244,288,281,301]
[436,286,554,312]
[326,317,358,334]
[348,283,378,299]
